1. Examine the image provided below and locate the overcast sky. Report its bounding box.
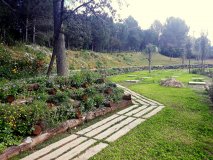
[116,0,213,42]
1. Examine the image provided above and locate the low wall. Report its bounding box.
[93,64,213,76]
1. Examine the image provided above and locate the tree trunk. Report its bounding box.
[148,52,151,73]
[56,32,67,76]
[47,53,55,76]
[25,17,28,43]
[32,19,36,44]
[188,59,191,73]
[201,58,205,71]
[181,54,185,65]
[47,0,68,76]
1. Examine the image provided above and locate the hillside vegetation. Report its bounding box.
[1,44,213,79]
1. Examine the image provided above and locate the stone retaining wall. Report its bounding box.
[94,64,213,76]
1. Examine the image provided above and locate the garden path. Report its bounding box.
[22,85,164,160]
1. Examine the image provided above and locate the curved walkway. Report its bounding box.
[22,85,164,160]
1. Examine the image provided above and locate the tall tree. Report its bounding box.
[185,37,193,73]
[199,32,210,70]
[159,17,189,60]
[145,44,157,73]
[150,20,163,39]
[47,0,119,76]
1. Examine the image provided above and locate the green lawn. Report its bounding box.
[91,70,213,160]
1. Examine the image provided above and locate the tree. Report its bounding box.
[159,17,189,61]
[185,37,193,73]
[199,32,210,70]
[0,0,52,44]
[47,0,119,76]
[141,29,158,49]
[150,20,163,39]
[124,16,142,51]
[145,44,157,73]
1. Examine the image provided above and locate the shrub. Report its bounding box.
[49,104,75,125]
[109,88,124,102]
[82,98,96,112]
[93,94,104,107]
[0,101,49,147]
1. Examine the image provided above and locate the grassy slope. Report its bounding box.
[2,44,213,71]
[91,70,213,160]
[66,50,183,69]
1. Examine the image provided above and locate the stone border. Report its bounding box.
[0,100,132,160]
[93,64,213,76]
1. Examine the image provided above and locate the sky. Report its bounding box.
[116,0,213,42]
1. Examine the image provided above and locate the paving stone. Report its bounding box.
[56,139,96,160]
[95,117,136,140]
[188,81,206,85]
[21,134,78,160]
[143,106,165,119]
[125,80,140,83]
[127,75,137,77]
[125,105,147,116]
[132,100,139,104]
[116,104,138,115]
[106,118,145,142]
[73,143,108,160]
[134,106,156,118]
[77,114,119,135]
[135,99,149,105]
[85,115,127,137]
[39,136,87,160]
[142,77,152,79]
[134,95,156,105]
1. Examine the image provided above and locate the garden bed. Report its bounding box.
[0,99,132,160]
[0,71,131,159]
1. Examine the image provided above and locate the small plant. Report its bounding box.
[93,94,104,107]
[82,98,96,112]
[49,104,75,125]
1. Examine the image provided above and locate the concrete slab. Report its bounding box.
[85,115,127,137]
[56,139,96,160]
[95,117,136,140]
[116,104,138,115]
[77,114,119,135]
[39,136,87,160]
[188,81,206,85]
[125,80,140,83]
[73,143,108,160]
[133,106,156,118]
[125,105,147,116]
[106,119,145,142]
[143,106,165,119]
[21,134,78,160]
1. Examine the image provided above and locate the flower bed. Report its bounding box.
[0,71,129,156]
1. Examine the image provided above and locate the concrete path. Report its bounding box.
[22,85,164,160]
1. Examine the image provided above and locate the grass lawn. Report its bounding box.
[91,69,213,160]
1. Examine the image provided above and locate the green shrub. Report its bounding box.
[109,88,124,102]
[0,101,49,146]
[49,104,75,125]
[93,94,104,107]
[82,98,96,112]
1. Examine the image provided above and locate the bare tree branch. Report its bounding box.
[1,0,16,12]
[72,0,94,13]
[63,0,94,21]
